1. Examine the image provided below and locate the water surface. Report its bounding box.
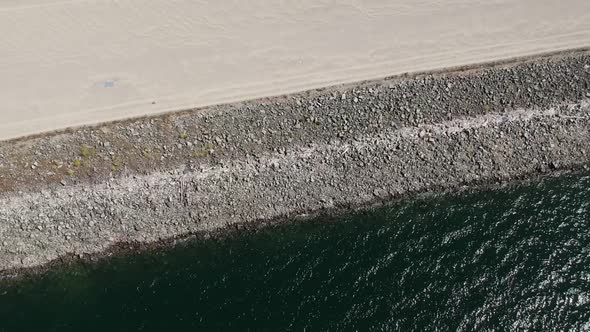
[1,174,589,331]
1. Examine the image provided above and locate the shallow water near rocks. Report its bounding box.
[1,174,589,331]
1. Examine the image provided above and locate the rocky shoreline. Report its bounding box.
[1,50,590,276]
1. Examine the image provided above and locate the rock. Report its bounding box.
[1,50,590,275]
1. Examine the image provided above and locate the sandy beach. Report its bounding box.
[2,3,590,329]
[1,0,590,140]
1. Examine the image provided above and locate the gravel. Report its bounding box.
[0,50,589,276]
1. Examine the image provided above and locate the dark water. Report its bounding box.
[1,175,589,331]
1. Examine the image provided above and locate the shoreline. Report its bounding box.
[1,50,590,277]
[2,169,588,284]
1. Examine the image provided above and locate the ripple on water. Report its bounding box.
[0,174,589,331]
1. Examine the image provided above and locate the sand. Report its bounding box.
[1,0,590,140]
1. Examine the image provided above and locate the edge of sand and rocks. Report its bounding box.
[1,49,590,278]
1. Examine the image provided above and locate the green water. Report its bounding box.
[1,174,589,331]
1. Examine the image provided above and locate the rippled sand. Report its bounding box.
[1,0,590,140]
